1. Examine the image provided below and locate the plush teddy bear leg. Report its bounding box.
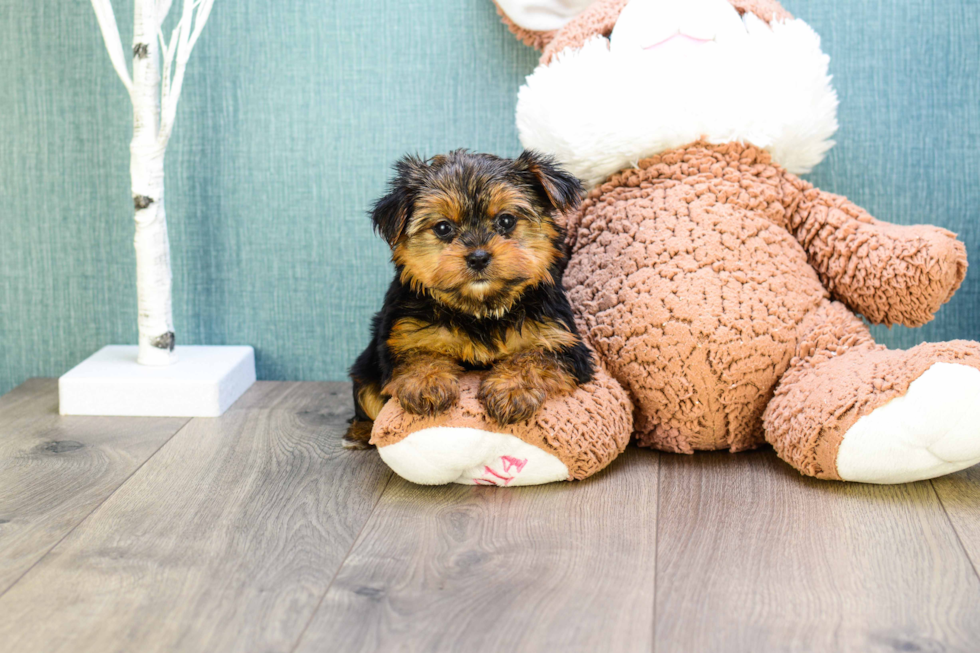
[369,365,633,486]
[764,301,980,483]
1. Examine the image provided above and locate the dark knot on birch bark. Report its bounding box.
[133,195,154,209]
[133,43,149,59]
[151,332,176,351]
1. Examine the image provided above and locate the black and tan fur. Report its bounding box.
[345,150,594,449]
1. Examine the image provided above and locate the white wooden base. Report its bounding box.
[59,345,256,417]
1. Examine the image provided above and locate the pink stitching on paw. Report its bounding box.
[501,456,527,473]
[483,466,514,486]
[473,456,529,486]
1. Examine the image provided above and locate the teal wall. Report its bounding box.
[1,0,978,396]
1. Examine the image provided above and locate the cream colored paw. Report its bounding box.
[377,427,569,486]
[837,363,980,483]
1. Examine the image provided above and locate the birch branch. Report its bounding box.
[158,0,215,144]
[88,0,215,365]
[187,0,215,51]
[157,0,175,24]
[90,0,133,94]
[158,17,184,121]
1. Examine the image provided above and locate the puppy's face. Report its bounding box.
[372,151,582,317]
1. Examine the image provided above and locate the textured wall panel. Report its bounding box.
[0,0,978,395]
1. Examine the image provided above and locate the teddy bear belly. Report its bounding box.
[566,202,829,453]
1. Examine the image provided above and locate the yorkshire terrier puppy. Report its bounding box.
[344,150,594,449]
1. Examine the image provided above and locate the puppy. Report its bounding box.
[344,150,594,449]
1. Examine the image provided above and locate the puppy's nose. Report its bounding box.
[465,249,491,271]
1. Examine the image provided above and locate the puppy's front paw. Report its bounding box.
[386,371,459,417]
[343,436,374,450]
[478,375,546,425]
[343,420,375,450]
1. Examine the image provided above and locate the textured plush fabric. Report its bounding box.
[788,182,967,327]
[541,0,629,64]
[373,364,632,480]
[1,0,979,399]
[516,12,838,186]
[368,0,980,485]
[764,301,980,479]
[494,1,557,50]
[564,141,971,459]
[729,0,792,22]
[515,0,793,64]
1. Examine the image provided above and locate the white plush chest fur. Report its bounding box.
[516,13,839,188]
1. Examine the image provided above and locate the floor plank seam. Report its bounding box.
[929,479,980,585]
[287,467,395,653]
[651,451,661,653]
[0,417,193,599]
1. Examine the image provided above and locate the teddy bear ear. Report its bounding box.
[728,0,793,23]
[494,0,601,50]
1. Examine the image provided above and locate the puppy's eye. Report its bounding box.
[432,221,454,239]
[496,213,517,234]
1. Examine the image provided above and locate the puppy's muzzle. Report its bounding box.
[465,249,492,271]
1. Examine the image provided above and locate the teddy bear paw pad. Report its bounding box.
[837,363,980,484]
[377,427,569,486]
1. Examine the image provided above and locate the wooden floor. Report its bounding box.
[0,380,978,652]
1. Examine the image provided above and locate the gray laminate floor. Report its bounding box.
[0,379,978,652]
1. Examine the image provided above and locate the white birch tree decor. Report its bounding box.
[90,0,215,365]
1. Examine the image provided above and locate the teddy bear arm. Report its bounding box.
[788,187,968,327]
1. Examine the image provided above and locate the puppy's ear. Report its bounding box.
[371,155,428,247]
[516,150,583,214]
[371,187,411,248]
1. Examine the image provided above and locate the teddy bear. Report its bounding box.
[368,0,980,486]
